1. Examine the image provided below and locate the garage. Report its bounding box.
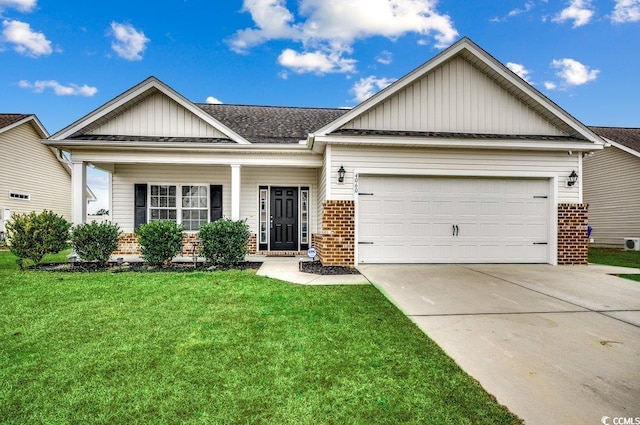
[357,176,551,264]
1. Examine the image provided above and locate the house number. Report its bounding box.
[354,174,359,193]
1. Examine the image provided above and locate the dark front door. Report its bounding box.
[270,187,298,251]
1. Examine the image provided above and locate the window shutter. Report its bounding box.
[210,185,223,221]
[134,184,147,229]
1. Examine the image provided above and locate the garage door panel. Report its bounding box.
[358,176,550,264]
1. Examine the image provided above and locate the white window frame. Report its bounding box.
[148,183,209,232]
[9,191,31,201]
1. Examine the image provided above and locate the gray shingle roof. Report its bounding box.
[331,128,586,141]
[589,126,640,154]
[68,134,232,144]
[198,104,349,144]
[0,114,30,130]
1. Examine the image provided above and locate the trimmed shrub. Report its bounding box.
[71,221,122,265]
[135,220,184,266]
[6,210,71,268]
[198,218,250,268]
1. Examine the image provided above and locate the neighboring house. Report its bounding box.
[45,37,605,265]
[0,114,73,239]
[584,127,640,247]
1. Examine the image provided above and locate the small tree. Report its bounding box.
[135,220,184,266]
[6,210,71,268]
[71,221,121,265]
[198,218,250,268]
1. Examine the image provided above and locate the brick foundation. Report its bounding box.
[316,200,355,266]
[114,232,257,257]
[557,203,589,265]
[247,233,257,254]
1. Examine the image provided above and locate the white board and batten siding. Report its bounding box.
[583,147,640,246]
[112,164,318,235]
[341,56,567,136]
[0,121,71,221]
[87,91,227,139]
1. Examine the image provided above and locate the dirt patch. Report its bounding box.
[299,260,360,275]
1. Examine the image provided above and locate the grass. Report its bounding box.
[0,250,521,424]
[588,247,640,282]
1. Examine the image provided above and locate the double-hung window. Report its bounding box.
[149,184,208,231]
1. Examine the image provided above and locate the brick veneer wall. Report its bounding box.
[557,203,589,265]
[317,200,355,266]
[114,232,257,257]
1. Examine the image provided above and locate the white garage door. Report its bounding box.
[357,176,550,264]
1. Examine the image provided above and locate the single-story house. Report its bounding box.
[584,127,640,248]
[45,37,605,265]
[0,114,75,238]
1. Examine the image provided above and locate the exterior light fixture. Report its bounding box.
[567,170,578,187]
[338,165,346,183]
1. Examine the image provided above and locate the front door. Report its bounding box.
[270,187,298,251]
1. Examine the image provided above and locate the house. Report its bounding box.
[44,37,605,265]
[584,127,640,247]
[0,114,74,239]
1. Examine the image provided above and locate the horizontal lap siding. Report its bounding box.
[112,164,231,232]
[0,123,71,220]
[112,165,318,235]
[583,147,640,246]
[329,145,580,203]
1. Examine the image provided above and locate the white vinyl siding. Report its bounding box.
[111,164,318,236]
[87,91,228,139]
[328,145,580,203]
[0,121,71,221]
[583,147,640,246]
[341,56,566,136]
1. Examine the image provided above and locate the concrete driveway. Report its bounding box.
[358,264,640,425]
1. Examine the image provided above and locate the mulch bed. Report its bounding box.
[27,261,263,273]
[299,260,360,275]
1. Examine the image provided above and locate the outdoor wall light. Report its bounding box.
[338,165,346,183]
[567,170,579,187]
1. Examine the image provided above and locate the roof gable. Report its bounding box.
[316,37,603,145]
[0,113,49,138]
[50,77,249,144]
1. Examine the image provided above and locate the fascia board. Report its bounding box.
[606,139,640,158]
[314,135,604,152]
[0,115,49,138]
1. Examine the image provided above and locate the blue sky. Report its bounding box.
[1,0,639,211]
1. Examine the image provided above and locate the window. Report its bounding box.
[9,192,30,201]
[259,188,268,244]
[300,189,309,244]
[150,185,177,221]
[181,185,208,231]
[149,184,208,231]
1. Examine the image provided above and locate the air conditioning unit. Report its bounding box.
[624,238,640,251]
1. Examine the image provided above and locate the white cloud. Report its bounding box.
[544,81,557,90]
[2,19,51,56]
[278,48,356,74]
[552,0,595,27]
[611,0,640,22]
[0,0,36,12]
[551,58,599,86]
[350,76,396,103]
[109,22,149,61]
[507,62,532,83]
[491,1,535,22]
[376,50,393,65]
[18,79,98,96]
[229,0,458,74]
[205,96,222,104]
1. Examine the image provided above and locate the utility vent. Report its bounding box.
[9,192,30,201]
[624,238,640,251]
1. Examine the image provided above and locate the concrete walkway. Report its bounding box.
[253,255,369,285]
[359,263,640,425]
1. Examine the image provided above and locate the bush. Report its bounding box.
[198,218,250,268]
[71,221,122,265]
[6,210,71,268]
[135,220,184,266]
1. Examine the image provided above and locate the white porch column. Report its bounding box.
[71,161,87,225]
[231,164,241,221]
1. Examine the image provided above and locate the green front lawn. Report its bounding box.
[0,251,521,424]
[589,247,640,282]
